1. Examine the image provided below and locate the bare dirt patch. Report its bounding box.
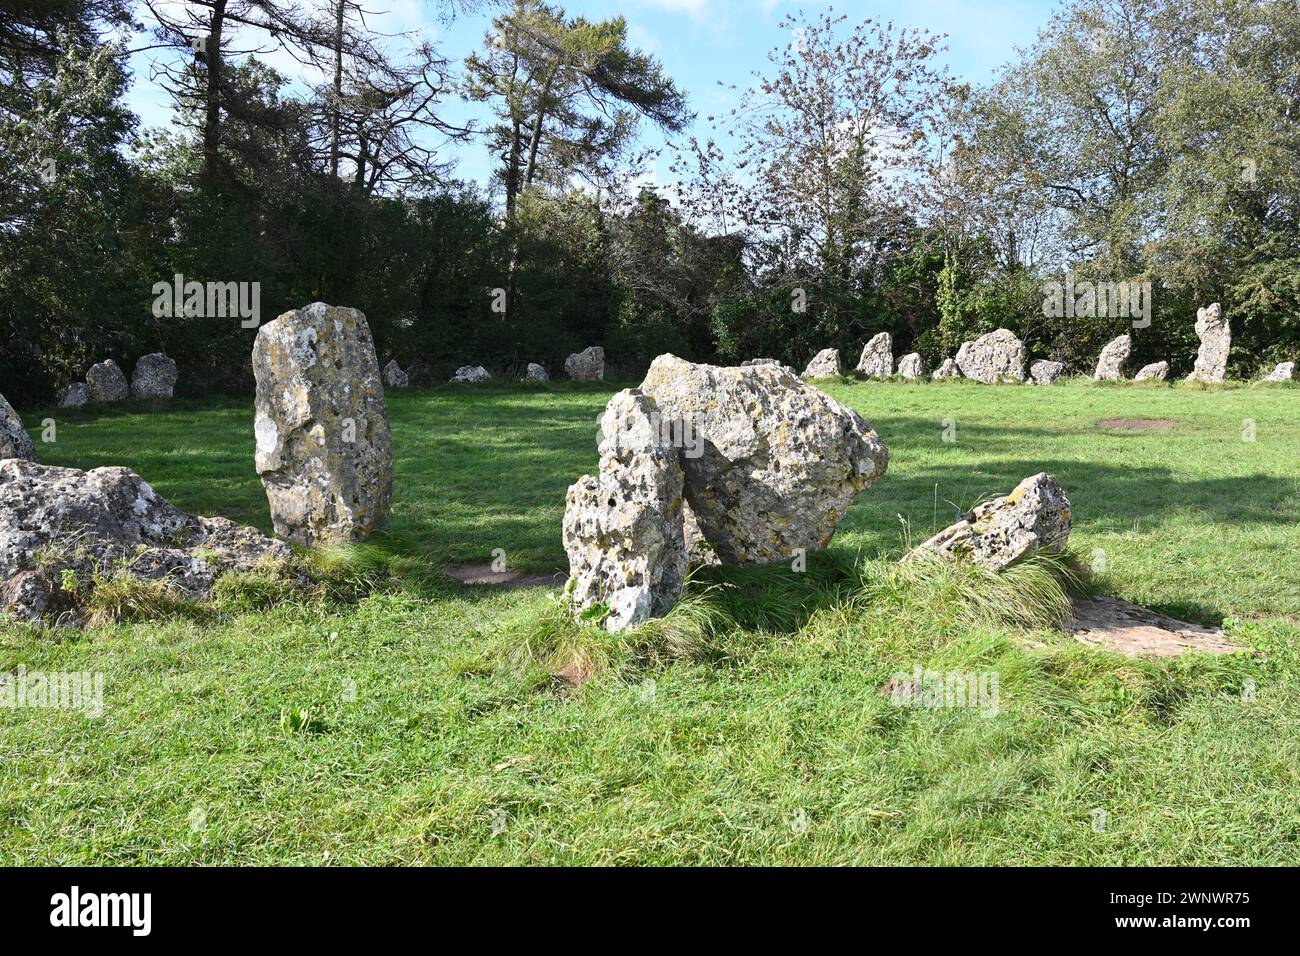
[443,563,564,589]
[1096,418,1177,431]
[1064,595,1247,657]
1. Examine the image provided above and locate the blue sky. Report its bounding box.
[126,0,1059,189]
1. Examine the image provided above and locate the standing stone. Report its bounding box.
[450,365,490,383]
[383,360,409,389]
[906,473,1071,572]
[897,353,924,380]
[856,333,893,377]
[0,393,35,461]
[1262,361,1294,382]
[130,353,178,399]
[639,354,889,566]
[1186,303,1231,383]
[1093,334,1131,381]
[252,303,393,548]
[931,358,961,380]
[59,384,90,407]
[956,330,1026,383]
[1135,361,1169,382]
[525,362,550,382]
[563,389,686,632]
[802,348,841,380]
[86,360,129,402]
[1030,360,1065,385]
[565,346,605,381]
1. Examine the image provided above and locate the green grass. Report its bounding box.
[2,377,1299,864]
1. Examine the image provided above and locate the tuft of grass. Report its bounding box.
[84,575,198,627]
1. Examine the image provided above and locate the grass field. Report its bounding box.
[2,377,1299,864]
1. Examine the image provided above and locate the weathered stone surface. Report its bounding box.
[59,383,90,407]
[931,357,961,380]
[0,393,35,461]
[252,302,393,547]
[130,353,178,399]
[956,330,1026,383]
[856,333,893,377]
[1065,596,1245,657]
[1263,361,1294,382]
[86,360,129,402]
[1186,303,1230,383]
[450,365,490,383]
[907,473,1071,572]
[1093,334,1131,381]
[525,362,550,382]
[741,358,797,376]
[1030,360,1065,385]
[563,389,686,632]
[565,346,605,382]
[897,353,924,380]
[1134,361,1169,382]
[639,354,889,566]
[0,459,293,623]
[802,348,841,380]
[383,360,409,389]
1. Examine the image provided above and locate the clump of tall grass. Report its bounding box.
[84,575,198,627]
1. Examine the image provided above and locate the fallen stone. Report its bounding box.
[897,353,924,380]
[86,359,129,402]
[383,360,409,389]
[1262,361,1294,383]
[252,302,393,548]
[956,330,1026,383]
[1093,334,1131,381]
[130,353,178,399]
[1065,596,1246,657]
[1030,360,1065,385]
[640,354,889,566]
[802,348,841,380]
[1134,361,1169,382]
[856,333,893,377]
[565,346,605,382]
[1186,303,1230,383]
[450,365,490,383]
[931,357,961,380]
[563,389,687,632]
[59,383,90,407]
[525,362,550,382]
[907,473,1070,572]
[0,393,35,461]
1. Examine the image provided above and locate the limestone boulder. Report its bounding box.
[897,353,924,380]
[802,348,841,380]
[931,358,961,380]
[1263,361,1294,383]
[1030,360,1065,385]
[1093,334,1131,381]
[563,389,687,632]
[525,362,550,382]
[956,330,1026,383]
[741,358,797,376]
[252,302,393,548]
[639,354,889,566]
[131,353,178,399]
[907,473,1071,572]
[1135,361,1169,382]
[0,393,35,461]
[856,333,893,377]
[450,365,490,383]
[383,360,409,389]
[1186,303,1230,383]
[565,346,605,382]
[86,360,129,402]
[59,384,90,407]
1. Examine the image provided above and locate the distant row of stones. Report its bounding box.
[58,353,179,407]
[382,346,607,388]
[796,305,1295,385]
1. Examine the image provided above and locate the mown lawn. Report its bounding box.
[2,377,1299,865]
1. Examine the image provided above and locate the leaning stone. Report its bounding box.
[130,353,178,399]
[383,360,409,389]
[1030,360,1065,385]
[59,383,90,407]
[956,330,1026,383]
[856,333,893,377]
[931,358,961,380]
[897,353,924,380]
[86,359,129,402]
[565,346,605,382]
[1186,303,1230,383]
[252,302,393,547]
[907,473,1071,572]
[563,389,686,632]
[525,362,550,382]
[450,365,490,383]
[802,348,841,380]
[0,393,35,461]
[639,354,889,566]
[1134,361,1169,382]
[1093,334,1131,381]
[1262,361,1294,383]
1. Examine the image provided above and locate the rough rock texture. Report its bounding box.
[1030,360,1065,385]
[1263,361,1294,382]
[252,302,393,548]
[59,384,90,407]
[1065,596,1245,657]
[0,393,35,461]
[130,353,178,399]
[931,358,961,380]
[907,473,1071,572]
[856,333,893,377]
[956,330,1026,383]
[741,358,797,376]
[802,348,841,380]
[639,354,889,566]
[0,459,293,624]
[525,362,550,382]
[86,360,129,402]
[383,360,409,389]
[1186,303,1231,383]
[450,365,490,383]
[563,389,686,632]
[1093,334,1131,381]
[1135,361,1169,382]
[897,353,924,380]
[565,346,605,382]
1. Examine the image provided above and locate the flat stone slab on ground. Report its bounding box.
[443,563,563,588]
[1064,595,1246,657]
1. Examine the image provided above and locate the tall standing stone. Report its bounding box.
[802,348,841,380]
[252,303,393,547]
[131,353,178,399]
[1186,303,1230,383]
[1093,334,1131,381]
[956,330,1026,383]
[0,393,35,461]
[856,333,893,377]
[86,360,129,402]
